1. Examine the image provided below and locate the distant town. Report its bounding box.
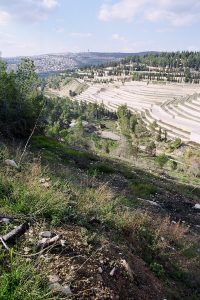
[3,52,154,75]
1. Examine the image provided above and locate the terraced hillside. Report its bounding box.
[46,78,88,97]
[75,82,200,143]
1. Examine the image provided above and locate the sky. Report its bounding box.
[0,0,200,57]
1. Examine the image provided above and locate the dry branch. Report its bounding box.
[2,222,29,243]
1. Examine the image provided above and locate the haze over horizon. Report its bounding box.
[0,0,200,57]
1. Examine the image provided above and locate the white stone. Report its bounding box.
[194,204,200,209]
[1,218,10,224]
[110,267,116,276]
[39,231,53,238]
[48,275,61,283]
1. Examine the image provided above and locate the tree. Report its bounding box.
[155,154,168,169]
[16,58,38,97]
[130,114,138,132]
[156,127,162,142]
[117,105,131,135]
[0,58,43,137]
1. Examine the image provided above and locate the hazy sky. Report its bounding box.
[0,0,200,57]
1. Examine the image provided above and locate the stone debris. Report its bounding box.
[48,275,61,283]
[39,231,54,238]
[23,247,31,253]
[39,178,46,183]
[1,218,10,224]
[39,178,51,188]
[194,204,200,209]
[5,159,19,169]
[60,285,73,296]
[38,238,48,246]
[42,182,51,188]
[49,283,72,297]
[60,239,66,247]
[121,259,134,279]
[110,267,116,276]
[37,235,60,248]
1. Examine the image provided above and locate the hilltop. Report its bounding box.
[4,51,157,75]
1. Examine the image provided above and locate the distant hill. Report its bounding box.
[3,51,157,74]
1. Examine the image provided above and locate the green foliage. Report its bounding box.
[0,253,50,300]
[150,262,165,278]
[122,51,200,70]
[117,105,131,135]
[130,114,138,132]
[135,120,149,138]
[168,160,178,171]
[167,138,182,152]
[129,182,157,198]
[89,162,115,175]
[44,97,117,141]
[0,59,43,137]
[0,172,69,223]
[155,154,168,169]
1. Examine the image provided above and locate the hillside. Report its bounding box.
[75,81,200,144]
[4,51,156,75]
[0,135,200,299]
[46,79,88,98]
[1,56,200,300]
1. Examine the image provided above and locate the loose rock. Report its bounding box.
[39,231,53,238]
[194,204,200,209]
[48,275,61,284]
[110,267,116,276]
[1,218,10,224]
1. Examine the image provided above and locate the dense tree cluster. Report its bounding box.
[44,97,117,138]
[0,58,43,137]
[122,52,200,70]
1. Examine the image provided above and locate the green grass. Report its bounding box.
[0,252,51,300]
[129,182,157,198]
[1,136,200,299]
[0,174,69,224]
[32,135,97,163]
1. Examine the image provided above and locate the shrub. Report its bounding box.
[150,262,165,278]
[167,138,182,152]
[155,154,168,169]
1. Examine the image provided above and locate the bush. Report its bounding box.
[167,138,182,152]
[168,160,178,171]
[150,262,165,278]
[155,154,168,169]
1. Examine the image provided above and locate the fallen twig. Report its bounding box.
[0,236,58,258]
[2,222,29,243]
